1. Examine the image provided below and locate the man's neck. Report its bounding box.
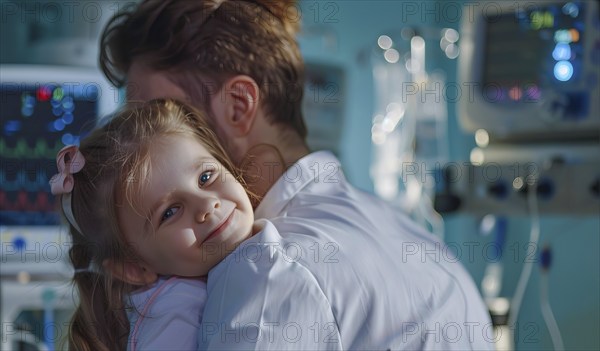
[241,143,310,202]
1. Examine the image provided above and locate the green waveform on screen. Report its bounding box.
[0,139,63,158]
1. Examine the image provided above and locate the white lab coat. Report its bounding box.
[127,277,207,351]
[199,151,494,350]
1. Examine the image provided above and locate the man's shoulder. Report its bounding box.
[208,219,311,280]
[149,277,207,313]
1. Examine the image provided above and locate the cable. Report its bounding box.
[508,178,540,329]
[418,194,445,239]
[540,246,565,351]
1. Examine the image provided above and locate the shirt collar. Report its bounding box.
[254,151,343,219]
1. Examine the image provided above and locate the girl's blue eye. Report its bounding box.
[199,171,213,186]
[161,207,179,223]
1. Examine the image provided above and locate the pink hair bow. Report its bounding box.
[50,145,86,195]
[50,145,85,234]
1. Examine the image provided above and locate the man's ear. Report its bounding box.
[103,259,158,286]
[214,75,260,137]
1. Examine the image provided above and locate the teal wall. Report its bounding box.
[298,1,599,349]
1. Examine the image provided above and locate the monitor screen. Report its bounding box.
[483,2,586,102]
[458,1,598,140]
[1,81,100,225]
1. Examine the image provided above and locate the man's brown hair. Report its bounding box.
[100,0,307,138]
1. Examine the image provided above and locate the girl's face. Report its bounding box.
[118,134,254,277]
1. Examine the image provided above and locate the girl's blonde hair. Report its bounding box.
[64,99,241,351]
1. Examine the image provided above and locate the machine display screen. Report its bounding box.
[0,83,99,225]
[483,2,585,102]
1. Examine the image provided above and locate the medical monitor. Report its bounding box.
[0,64,118,227]
[458,1,600,141]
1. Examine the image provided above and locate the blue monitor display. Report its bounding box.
[483,2,586,102]
[1,82,99,225]
[457,1,598,140]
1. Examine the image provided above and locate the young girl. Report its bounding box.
[50,99,262,350]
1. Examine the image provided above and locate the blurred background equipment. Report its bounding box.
[450,2,598,350]
[1,64,117,350]
[370,27,456,238]
[449,0,600,217]
[1,2,120,349]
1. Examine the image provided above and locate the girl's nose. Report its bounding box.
[195,197,221,223]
